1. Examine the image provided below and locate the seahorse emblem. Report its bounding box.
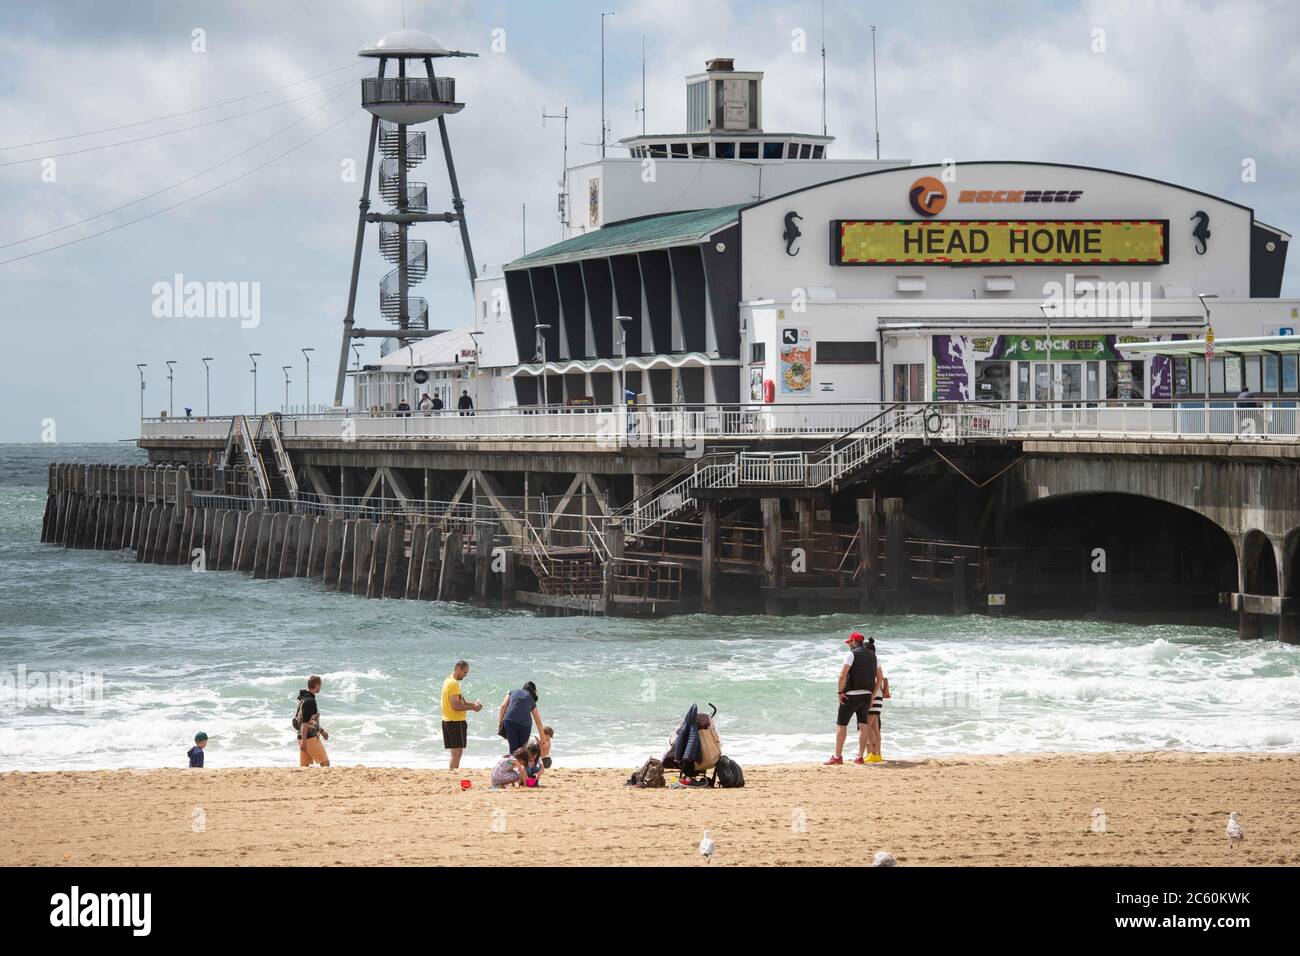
[1191,210,1211,255]
[783,211,803,256]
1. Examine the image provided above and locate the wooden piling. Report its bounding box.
[383,522,408,599]
[474,524,493,606]
[365,522,388,598]
[418,526,442,600]
[405,524,428,599]
[701,499,720,613]
[437,528,462,601]
[351,519,374,595]
[761,498,782,616]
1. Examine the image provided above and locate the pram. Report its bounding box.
[663,703,723,784]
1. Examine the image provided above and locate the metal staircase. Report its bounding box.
[617,404,929,539]
[376,119,430,332]
[217,415,298,502]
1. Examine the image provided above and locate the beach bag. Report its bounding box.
[714,756,745,789]
[291,697,305,732]
[697,721,722,771]
[628,757,665,789]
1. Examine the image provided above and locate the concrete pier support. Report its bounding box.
[214,511,237,570]
[383,522,408,599]
[1280,614,1300,645]
[438,529,462,601]
[178,508,195,565]
[474,526,493,607]
[418,526,442,600]
[304,517,327,578]
[405,525,428,599]
[953,555,969,615]
[881,497,908,614]
[352,519,374,595]
[323,519,345,586]
[365,522,389,598]
[236,512,259,572]
[761,498,782,616]
[335,520,355,591]
[701,499,720,613]
[278,515,303,579]
[1238,609,1264,640]
[252,513,276,578]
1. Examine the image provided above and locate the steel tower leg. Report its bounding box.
[334,112,382,407]
[438,116,478,290]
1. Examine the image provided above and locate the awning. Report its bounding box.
[1121,334,1300,356]
[509,353,740,377]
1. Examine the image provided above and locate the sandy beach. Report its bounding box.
[1,752,1296,866]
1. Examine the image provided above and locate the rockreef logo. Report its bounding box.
[908,176,947,217]
[49,886,151,936]
[958,188,1084,204]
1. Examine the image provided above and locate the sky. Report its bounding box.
[0,0,1297,441]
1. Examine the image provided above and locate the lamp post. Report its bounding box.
[201,357,213,418]
[282,366,292,413]
[1038,304,1054,406]
[165,360,177,417]
[535,322,551,407]
[249,353,261,415]
[616,314,633,442]
[135,363,147,421]
[467,330,482,410]
[351,344,362,371]
[301,347,314,414]
[1198,293,1219,433]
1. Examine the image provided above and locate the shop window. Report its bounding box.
[1264,355,1279,392]
[817,341,878,363]
[750,342,766,363]
[1285,355,1299,392]
[893,363,924,402]
[671,142,688,158]
[1017,363,1030,400]
[974,361,1011,400]
[762,141,783,159]
[1107,361,1145,400]
[1245,356,1262,393]
[1174,357,1193,397]
[739,141,759,159]
[691,142,709,158]
[1223,356,1243,394]
[715,141,735,159]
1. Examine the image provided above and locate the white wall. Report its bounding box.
[740,162,1257,302]
[565,157,905,236]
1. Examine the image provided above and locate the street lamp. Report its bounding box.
[535,322,551,407]
[301,347,314,413]
[351,343,362,371]
[467,331,482,410]
[249,353,261,415]
[282,366,292,413]
[616,314,633,438]
[135,363,147,421]
[201,357,213,418]
[1198,293,1219,424]
[165,360,177,417]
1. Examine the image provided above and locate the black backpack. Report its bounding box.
[714,755,745,788]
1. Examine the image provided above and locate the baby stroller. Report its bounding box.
[662,703,724,786]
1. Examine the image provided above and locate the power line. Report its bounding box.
[0,61,365,151]
[0,77,360,168]
[0,107,359,267]
[0,85,355,251]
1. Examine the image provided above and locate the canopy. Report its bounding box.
[1121,334,1300,356]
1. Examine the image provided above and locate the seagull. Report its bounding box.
[871,850,896,867]
[1225,812,1244,846]
[698,830,715,863]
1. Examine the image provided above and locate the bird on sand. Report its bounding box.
[1225,812,1244,846]
[699,830,715,863]
[871,851,897,867]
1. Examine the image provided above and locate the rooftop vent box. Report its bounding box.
[705,58,735,72]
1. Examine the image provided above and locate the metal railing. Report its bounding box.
[140,399,1300,445]
[361,76,456,106]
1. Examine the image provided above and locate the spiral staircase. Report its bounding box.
[377,120,429,333]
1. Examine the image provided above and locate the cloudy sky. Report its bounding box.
[1,0,1297,441]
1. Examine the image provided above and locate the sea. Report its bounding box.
[2,442,1298,771]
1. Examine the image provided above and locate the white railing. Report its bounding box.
[140,401,1300,445]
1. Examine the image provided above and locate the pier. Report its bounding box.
[39,398,1300,639]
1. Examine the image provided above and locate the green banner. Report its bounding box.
[1000,335,1117,361]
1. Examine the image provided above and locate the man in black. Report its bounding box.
[457,390,474,415]
[295,675,330,766]
[826,632,876,765]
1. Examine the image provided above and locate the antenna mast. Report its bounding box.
[871,24,880,159]
[820,0,827,136]
[600,11,615,157]
[641,35,646,135]
[543,105,571,237]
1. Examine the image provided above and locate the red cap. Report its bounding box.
[845,632,865,645]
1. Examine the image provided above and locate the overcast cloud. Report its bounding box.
[0,0,1296,441]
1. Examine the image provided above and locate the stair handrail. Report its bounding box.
[259,414,299,499]
[237,416,272,500]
